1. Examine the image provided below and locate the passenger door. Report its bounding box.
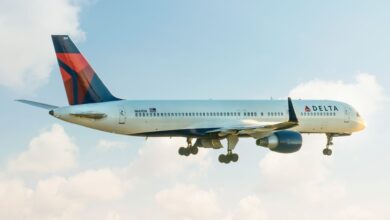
[119,106,126,124]
[344,107,350,123]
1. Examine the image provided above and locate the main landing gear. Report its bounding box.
[178,135,240,164]
[178,138,198,156]
[218,135,239,164]
[323,133,333,156]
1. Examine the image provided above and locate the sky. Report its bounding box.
[0,0,390,219]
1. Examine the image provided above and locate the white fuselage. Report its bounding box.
[51,99,365,137]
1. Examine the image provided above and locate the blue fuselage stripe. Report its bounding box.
[131,127,221,138]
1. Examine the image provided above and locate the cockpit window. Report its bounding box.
[356,112,360,117]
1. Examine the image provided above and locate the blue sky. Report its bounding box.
[0,0,389,219]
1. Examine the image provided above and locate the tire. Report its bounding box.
[218,154,226,163]
[178,147,185,155]
[190,147,199,155]
[231,153,239,162]
[323,148,332,156]
[322,148,328,155]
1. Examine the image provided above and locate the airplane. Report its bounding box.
[17,35,366,164]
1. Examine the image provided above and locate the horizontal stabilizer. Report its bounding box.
[16,100,58,110]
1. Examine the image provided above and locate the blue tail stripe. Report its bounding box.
[57,59,79,104]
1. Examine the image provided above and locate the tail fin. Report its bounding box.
[52,35,120,105]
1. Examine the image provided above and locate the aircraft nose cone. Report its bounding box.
[356,119,366,131]
[360,120,366,130]
[49,110,54,116]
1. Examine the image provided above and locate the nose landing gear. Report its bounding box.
[323,133,333,156]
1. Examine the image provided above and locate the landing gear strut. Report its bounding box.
[218,135,239,164]
[178,138,198,156]
[323,133,333,156]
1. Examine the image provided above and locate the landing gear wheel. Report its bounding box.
[231,153,239,162]
[179,138,197,157]
[183,148,190,156]
[323,148,332,156]
[178,147,186,155]
[190,147,198,155]
[323,133,335,156]
[218,153,239,164]
[218,154,227,163]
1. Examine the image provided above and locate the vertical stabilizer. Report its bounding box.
[52,35,119,105]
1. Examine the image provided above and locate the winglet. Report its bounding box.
[288,97,298,123]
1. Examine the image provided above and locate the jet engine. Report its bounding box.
[256,130,302,153]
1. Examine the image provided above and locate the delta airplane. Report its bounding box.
[18,35,366,164]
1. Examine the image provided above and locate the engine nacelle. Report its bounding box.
[256,130,302,153]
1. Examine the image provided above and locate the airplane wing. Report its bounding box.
[16,99,58,110]
[206,97,299,138]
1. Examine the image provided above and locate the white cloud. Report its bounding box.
[7,124,78,175]
[259,136,346,203]
[155,184,222,220]
[0,0,85,91]
[0,168,127,220]
[127,138,211,179]
[335,206,376,220]
[60,169,127,201]
[289,73,386,117]
[97,139,130,151]
[0,179,32,219]
[230,195,268,220]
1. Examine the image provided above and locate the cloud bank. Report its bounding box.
[7,124,78,175]
[0,0,85,91]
